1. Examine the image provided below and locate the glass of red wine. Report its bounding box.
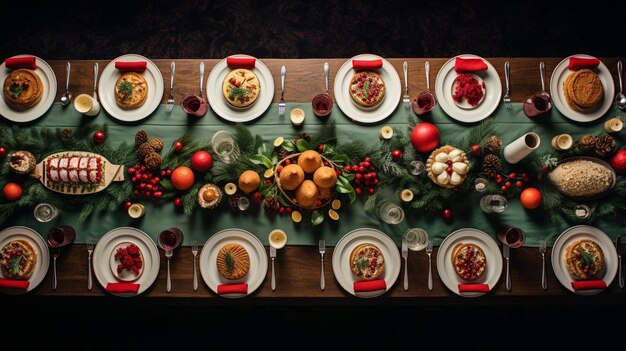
[158,227,184,293]
[496,226,526,248]
[46,225,76,290]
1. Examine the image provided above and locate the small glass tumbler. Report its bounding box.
[480,194,507,213]
[408,160,426,175]
[403,228,429,251]
[34,203,59,223]
[211,130,240,164]
[377,200,405,224]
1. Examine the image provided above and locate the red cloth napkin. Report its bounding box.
[0,278,30,290]
[352,59,383,70]
[454,57,488,73]
[106,282,140,294]
[226,57,256,69]
[217,283,248,295]
[115,61,147,72]
[458,284,490,293]
[568,57,600,70]
[571,280,606,290]
[5,56,37,70]
[354,279,387,292]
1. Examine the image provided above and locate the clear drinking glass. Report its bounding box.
[408,160,426,175]
[34,203,59,222]
[479,194,507,213]
[403,228,429,251]
[474,178,488,192]
[211,130,240,164]
[377,200,405,224]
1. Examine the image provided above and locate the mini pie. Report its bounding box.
[451,243,487,281]
[426,145,469,188]
[3,69,44,111]
[216,243,250,280]
[349,71,385,108]
[0,240,37,280]
[563,69,604,113]
[564,239,605,280]
[222,68,260,108]
[350,243,385,281]
[115,72,148,109]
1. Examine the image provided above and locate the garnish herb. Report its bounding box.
[225,250,235,274]
[230,86,250,101]
[579,249,594,267]
[9,255,24,276]
[10,85,23,98]
[356,257,369,271]
[118,80,134,99]
[361,79,371,99]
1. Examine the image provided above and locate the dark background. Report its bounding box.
[2,0,626,348]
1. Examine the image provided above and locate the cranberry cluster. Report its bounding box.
[114,244,143,275]
[455,248,485,281]
[344,156,378,196]
[496,172,530,192]
[128,164,171,198]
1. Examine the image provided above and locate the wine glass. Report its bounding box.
[46,226,76,290]
[158,228,184,293]
[496,226,526,248]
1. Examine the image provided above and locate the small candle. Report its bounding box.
[379,126,393,140]
[551,134,573,151]
[575,204,590,218]
[399,189,414,202]
[604,117,623,134]
[290,108,305,126]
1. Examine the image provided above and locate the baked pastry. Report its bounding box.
[547,159,614,199]
[565,239,605,280]
[197,183,222,209]
[563,69,604,113]
[0,240,37,280]
[350,243,385,281]
[451,243,487,281]
[222,68,260,108]
[8,150,36,175]
[46,154,104,185]
[216,243,250,280]
[349,71,385,108]
[3,69,44,111]
[115,72,148,109]
[426,145,469,188]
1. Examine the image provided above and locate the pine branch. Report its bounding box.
[458,119,495,151]
[234,124,256,155]
[310,120,338,146]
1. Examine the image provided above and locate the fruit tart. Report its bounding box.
[426,145,469,188]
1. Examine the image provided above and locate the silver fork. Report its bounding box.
[401,239,408,291]
[539,240,547,290]
[191,241,198,291]
[402,61,410,108]
[426,240,433,291]
[270,246,276,291]
[503,61,512,109]
[166,61,175,112]
[279,65,286,118]
[319,240,325,291]
[86,242,94,291]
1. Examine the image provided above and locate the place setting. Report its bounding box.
[0,226,50,294]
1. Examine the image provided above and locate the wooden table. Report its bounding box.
[13,58,626,302]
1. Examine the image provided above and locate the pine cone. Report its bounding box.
[578,135,597,152]
[263,195,281,213]
[137,142,156,159]
[594,134,616,157]
[144,152,162,170]
[293,133,311,146]
[481,154,502,178]
[276,147,290,160]
[148,138,164,152]
[485,135,502,154]
[135,130,149,146]
[61,128,73,139]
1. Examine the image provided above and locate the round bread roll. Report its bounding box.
[216,243,250,280]
[350,243,385,281]
[451,243,487,281]
[115,72,148,109]
[0,239,37,280]
[565,239,605,280]
[3,69,44,111]
[279,164,304,191]
[349,71,385,108]
[563,69,604,113]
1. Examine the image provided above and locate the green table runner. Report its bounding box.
[2,101,625,247]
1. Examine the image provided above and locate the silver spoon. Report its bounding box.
[60,62,72,106]
[615,60,626,110]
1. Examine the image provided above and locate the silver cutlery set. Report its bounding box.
[400,239,433,291]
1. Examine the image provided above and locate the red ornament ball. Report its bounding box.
[191,150,213,172]
[123,201,132,210]
[410,122,440,153]
[470,144,482,157]
[173,197,183,207]
[610,149,626,174]
[3,182,22,201]
[0,147,6,158]
[173,141,183,152]
[443,208,452,219]
[93,131,105,143]
[520,187,542,209]
[391,149,403,160]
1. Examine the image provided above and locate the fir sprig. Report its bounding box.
[229,87,250,101]
[117,80,133,99]
[225,251,235,274]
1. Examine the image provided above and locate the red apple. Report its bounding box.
[610,149,626,174]
[191,150,213,172]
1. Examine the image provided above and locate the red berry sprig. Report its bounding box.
[343,156,378,196]
[128,164,171,199]
[495,172,531,192]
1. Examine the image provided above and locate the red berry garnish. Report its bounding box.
[505,181,511,188]
[318,144,324,151]
[501,186,507,191]
[351,165,359,172]
[446,167,453,174]
[173,198,182,207]
[508,172,517,178]
[368,187,375,194]
[516,181,523,187]
[344,165,351,172]
[359,166,366,173]
[355,187,363,196]
[123,201,132,210]
[443,209,452,219]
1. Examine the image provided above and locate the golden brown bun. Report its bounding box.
[350,243,385,281]
[297,150,322,173]
[349,71,385,107]
[0,239,37,280]
[565,239,605,280]
[563,69,603,113]
[3,69,44,111]
[295,180,318,208]
[279,164,304,191]
[222,68,260,108]
[115,72,148,109]
[216,243,250,280]
[451,243,487,281]
[313,166,337,189]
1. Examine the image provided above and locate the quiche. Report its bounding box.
[350,243,385,281]
[451,243,487,281]
[114,72,148,109]
[216,243,250,280]
[222,68,260,108]
[3,69,44,111]
[563,69,604,113]
[0,240,37,280]
[565,239,605,280]
[349,71,385,108]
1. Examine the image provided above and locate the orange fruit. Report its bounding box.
[3,182,22,201]
[171,166,195,191]
[520,187,542,209]
[238,170,261,194]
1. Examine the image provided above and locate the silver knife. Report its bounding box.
[319,240,325,291]
[617,235,623,289]
[401,239,408,291]
[270,246,276,291]
[503,245,511,291]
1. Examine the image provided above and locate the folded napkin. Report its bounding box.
[0,278,30,290]
[5,56,37,70]
[352,59,383,70]
[354,279,387,292]
[454,57,487,73]
[217,283,248,295]
[114,61,147,72]
[106,282,140,294]
[568,57,600,70]
[571,280,606,291]
[226,56,256,69]
[458,283,490,293]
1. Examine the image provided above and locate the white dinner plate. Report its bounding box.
[549,54,614,123]
[199,228,268,298]
[0,226,49,294]
[98,54,164,122]
[93,227,160,297]
[332,228,401,298]
[206,54,274,122]
[551,225,617,295]
[0,55,57,123]
[435,54,502,123]
[333,54,401,124]
[436,228,503,297]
